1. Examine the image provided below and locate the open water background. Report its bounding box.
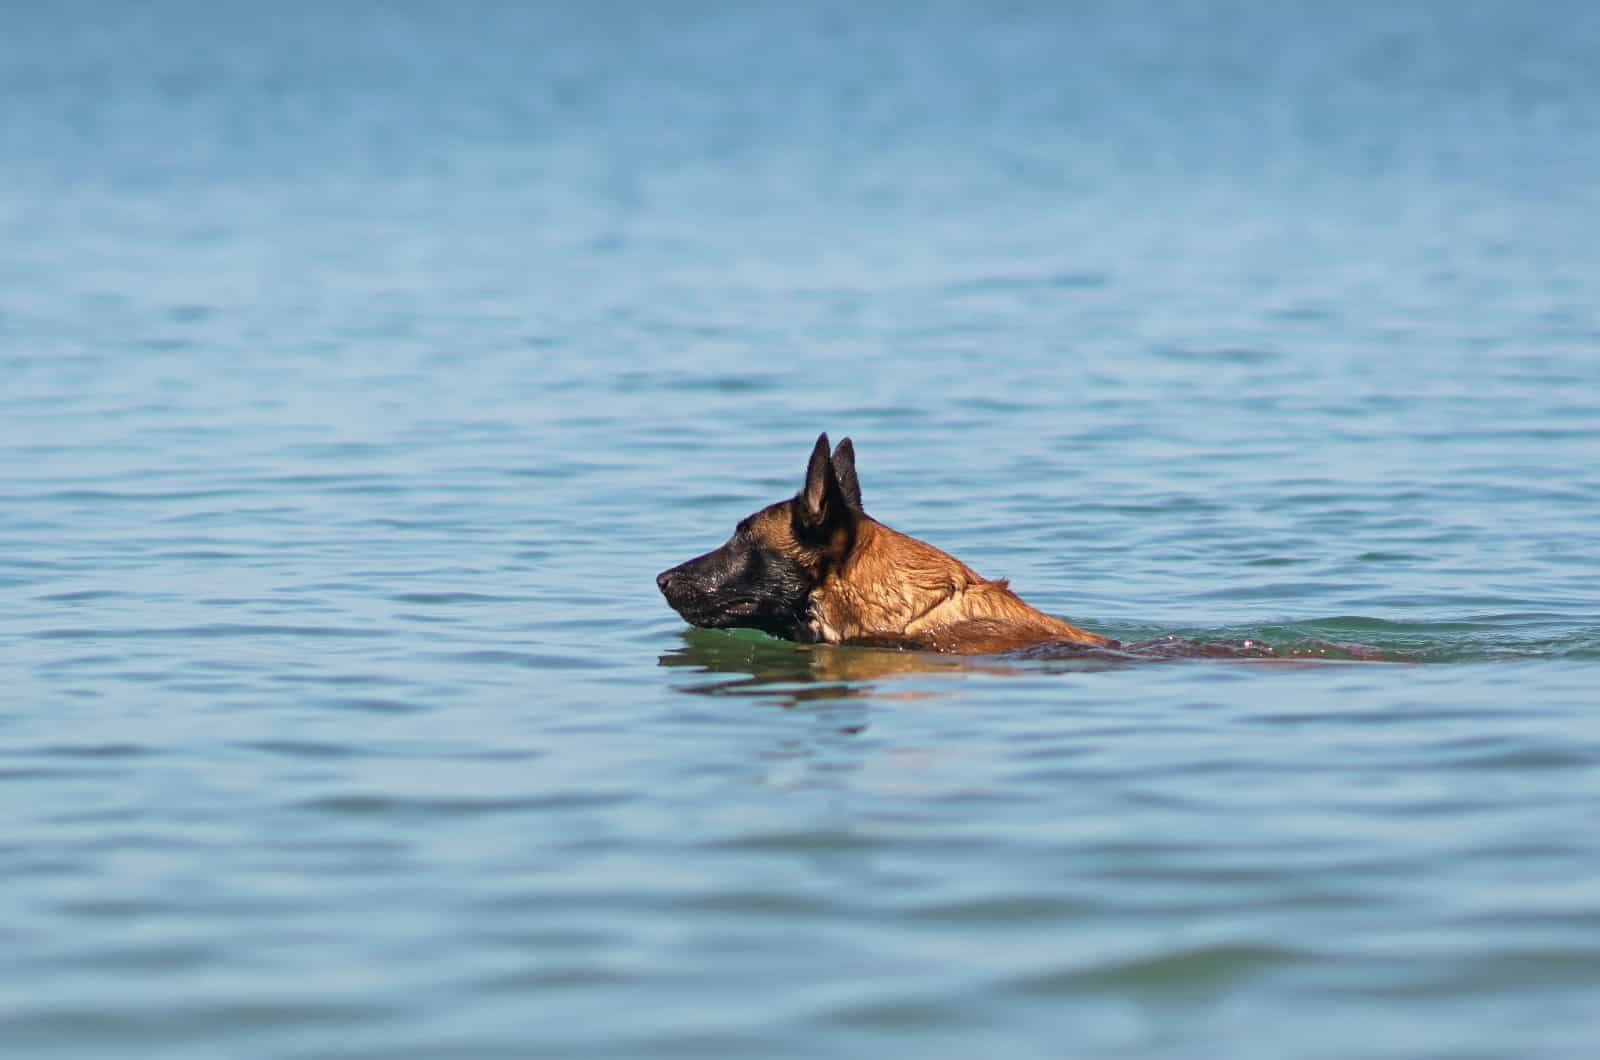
[4,2,1600,1056]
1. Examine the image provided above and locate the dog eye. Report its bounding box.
[735,518,752,535]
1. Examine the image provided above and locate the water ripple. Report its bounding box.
[4,4,1600,1058]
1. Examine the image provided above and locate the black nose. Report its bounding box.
[656,569,674,593]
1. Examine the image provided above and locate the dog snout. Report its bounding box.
[656,568,675,594]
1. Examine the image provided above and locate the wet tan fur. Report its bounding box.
[749,504,1115,654]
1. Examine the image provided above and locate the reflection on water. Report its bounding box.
[659,628,1402,705]
[657,628,1024,706]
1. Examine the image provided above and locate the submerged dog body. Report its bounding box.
[656,434,1117,654]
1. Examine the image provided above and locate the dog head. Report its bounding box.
[656,433,862,641]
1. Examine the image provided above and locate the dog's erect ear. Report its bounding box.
[831,437,862,512]
[799,432,850,531]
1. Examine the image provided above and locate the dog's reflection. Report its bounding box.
[657,627,1027,707]
[658,629,1380,708]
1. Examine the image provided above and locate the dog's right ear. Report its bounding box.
[799,432,851,533]
[831,437,862,513]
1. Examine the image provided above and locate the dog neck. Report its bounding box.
[805,518,1111,649]
[806,519,986,641]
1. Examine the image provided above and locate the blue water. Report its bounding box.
[4,2,1600,1056]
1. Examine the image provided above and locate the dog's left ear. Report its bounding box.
[799,432,851,533]
[831,437,863,513]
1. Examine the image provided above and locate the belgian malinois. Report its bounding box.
[656,433,1118,654]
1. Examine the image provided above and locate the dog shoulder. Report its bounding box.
[913,580,1118,652]
[845,618,1105,655]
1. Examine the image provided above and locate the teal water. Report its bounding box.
[4,3,1600,1057]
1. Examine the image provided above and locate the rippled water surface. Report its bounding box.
[5,3,1600,1057]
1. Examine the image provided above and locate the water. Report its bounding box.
[4,2,1600,1056]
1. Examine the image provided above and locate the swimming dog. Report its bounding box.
[656,433,1117,654]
